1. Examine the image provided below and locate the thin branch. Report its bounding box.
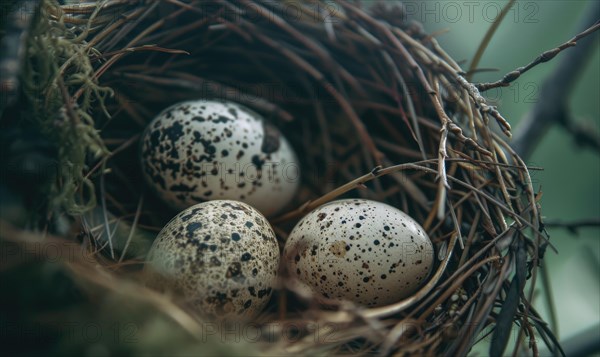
[95,45,189,58]
[561,115,600,152]
[119,71,294,122]
[544,218,600,235]
[99,162,115,259]
[118,192,144,263]
[476,20,600,92]
[538,323,600,357]
[511,1,600,159]
[467,0,517,81]
[540,260,559,345]
[562,323,600,357]
[434,79,450,220]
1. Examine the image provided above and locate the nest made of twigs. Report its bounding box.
[11,0,558,355]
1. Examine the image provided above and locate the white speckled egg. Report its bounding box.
[283,199,434,307]
[144,200,280,320]
[140,99,299,216]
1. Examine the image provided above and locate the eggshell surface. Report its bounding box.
[140,99,299,216]
[145,200,279,320]
[283,199,434,307]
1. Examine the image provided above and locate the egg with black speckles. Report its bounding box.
[283,199,434,307]
[140,99,299,216]
[144,200,280,320]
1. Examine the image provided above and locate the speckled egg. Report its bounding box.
[283,199,434,307]
[144,200,280,320]
[140,99,299,216]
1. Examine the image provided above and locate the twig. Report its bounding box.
[120,71,294,122]
[99,163,115,259]
[434,79,450,220]
[542,323,600,357]
[544,218,600,235]
[118,192,144,263]
[540,260,559,346]
[248,26,382,166]
[380,50,426,160]
[393,28,513,138]
[476,21,600,92]
[95,45,189,58]
[561,115,600,152]
[511,2,600,159]
[467,0,517,81]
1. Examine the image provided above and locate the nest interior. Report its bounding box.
[2,0,559,356]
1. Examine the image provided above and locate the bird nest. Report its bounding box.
[4,0,559,356]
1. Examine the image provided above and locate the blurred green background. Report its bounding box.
[2,0,597,354]
[395,0,599,349]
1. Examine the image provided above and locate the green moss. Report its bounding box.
[21,0,112,216]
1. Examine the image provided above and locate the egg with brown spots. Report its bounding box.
[144,200,279,320]
[140,99,299,216]
[283,199,434,307]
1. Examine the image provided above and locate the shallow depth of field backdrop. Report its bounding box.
[1,0,597,355]
[391,0,599,349]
